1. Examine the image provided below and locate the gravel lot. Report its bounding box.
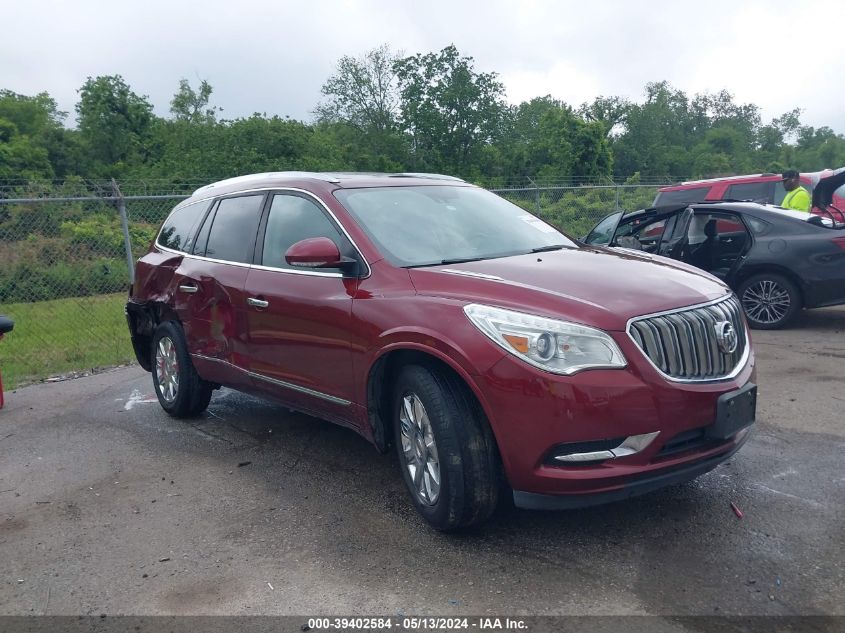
[1,308,843,620]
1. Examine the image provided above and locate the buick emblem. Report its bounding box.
[714,321,738,354]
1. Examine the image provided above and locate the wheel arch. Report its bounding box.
[733,264,806,306]
[126,300,181,371]
[364,345,499,457]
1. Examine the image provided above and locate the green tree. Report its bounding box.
[496,96,611,183]
[0,90,66,137]
[793,126,845,171]
[394,44,506,174]
[314,45,408,169]
[577,95,630,138]
[76,75,155,175]
[0,128,55,180]
[315,44,400,133]
[613,81,695,180]
[0,90,77,179]
[170,79,218,123]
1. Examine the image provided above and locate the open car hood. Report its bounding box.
[812,167,845,209]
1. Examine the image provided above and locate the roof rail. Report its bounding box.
[192,171,341,195]
[390,172,465,182]
[680,173,776,186]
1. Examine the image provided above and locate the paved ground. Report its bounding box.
[1,308,843,619]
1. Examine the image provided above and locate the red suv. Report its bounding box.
[654,169,845,222]
[127,173,757,530]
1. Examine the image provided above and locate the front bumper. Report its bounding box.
[513,427,751,509]
[474,330,756,502]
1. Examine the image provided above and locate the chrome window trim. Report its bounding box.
[154,186,371,279]
[157,244,251,269]
[192,354,351,406]
[157,245,345,278]
[249,263,343,278]
[626,294,750,383]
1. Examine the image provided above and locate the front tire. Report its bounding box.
[151,321,213,417]
[393,364,499,531]
[738,273,802,330]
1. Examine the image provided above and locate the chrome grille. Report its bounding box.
[628,295,748,381]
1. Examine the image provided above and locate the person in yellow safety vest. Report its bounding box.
[781,170,811,212]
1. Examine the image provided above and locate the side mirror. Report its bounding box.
[284,237,355,271]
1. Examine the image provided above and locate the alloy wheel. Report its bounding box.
[155,336,180,403]
[399,392,441,506]
[742,280,791,325]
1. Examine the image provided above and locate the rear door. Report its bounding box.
[157,199,213,351]
[243,191,361,424]
[711,214,750,267]
[181,193,266,386]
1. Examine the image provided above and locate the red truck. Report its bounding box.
[654,168,845,222]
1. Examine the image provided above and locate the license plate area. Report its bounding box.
[708,383,757,440]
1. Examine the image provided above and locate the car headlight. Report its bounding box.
[463,304,626,375]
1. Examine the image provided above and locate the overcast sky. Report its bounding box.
[3,0,843,133]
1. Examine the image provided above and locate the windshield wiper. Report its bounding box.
[405,250,528,268]
[530,244,567,253]
[436,256,487,265]
[406,255,492,268]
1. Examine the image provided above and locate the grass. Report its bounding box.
[0,293,135,390]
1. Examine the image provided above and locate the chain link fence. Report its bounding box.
[490,183,660,238]
[0,181,663,389]
[0,192,187,388]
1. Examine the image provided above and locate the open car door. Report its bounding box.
[812,167,845,224]
[658,206,694,259]
[583,211,623,245]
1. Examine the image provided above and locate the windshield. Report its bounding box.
[335,186,576,267]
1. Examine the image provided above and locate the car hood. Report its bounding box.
[408,246,730,331]
[812,167,845,209]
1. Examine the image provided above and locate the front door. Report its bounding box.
[244,191,360,425]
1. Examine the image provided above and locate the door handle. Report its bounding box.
[247,297,269,309]
[178,284,199,294]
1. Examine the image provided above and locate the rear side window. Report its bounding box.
[261,194,345,270]
[191,200,217,255]
[653,187,711,205]
[744,216,771,234]
[157,201,208,252]
[202,195,265,264]
[726,181,774,203]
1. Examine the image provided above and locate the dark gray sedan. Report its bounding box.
[585,170,845,329]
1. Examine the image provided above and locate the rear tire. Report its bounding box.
[738,273,802,330]
[392,364,499,531]
[151,321,213,417]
